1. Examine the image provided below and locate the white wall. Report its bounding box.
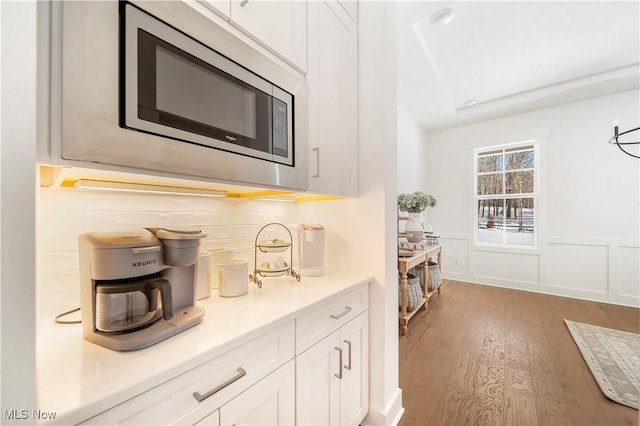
[397,106,435,231]
[1,0,38,416]
[397,105,428,194]
[38,188,297,318]
[425,90,640,307]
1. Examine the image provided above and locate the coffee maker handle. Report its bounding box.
[149,279,173,320]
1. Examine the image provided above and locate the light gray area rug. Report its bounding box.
[565,319,640,410]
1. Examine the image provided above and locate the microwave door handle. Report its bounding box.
[240,0,249,6]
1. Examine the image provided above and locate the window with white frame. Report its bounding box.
[475,142,538,247]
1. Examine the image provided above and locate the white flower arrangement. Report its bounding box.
[397,191,437,213]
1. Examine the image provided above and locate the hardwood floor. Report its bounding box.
[399,280,640,426]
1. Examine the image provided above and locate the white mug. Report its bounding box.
[218,259,248,297]
[207,248,233,289]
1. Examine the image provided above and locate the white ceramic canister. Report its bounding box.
[196,252,212,300]
[218,259,249,297]
[207,248,233,289]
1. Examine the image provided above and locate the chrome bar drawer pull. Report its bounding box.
[334,347,343,379]
[193,367,247,403]
[330,306,352,320]
[344,340,352,371]
[240,0,249,7]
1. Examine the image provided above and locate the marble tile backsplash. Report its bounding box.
[38,187,297,318]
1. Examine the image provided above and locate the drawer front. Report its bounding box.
[83,321,294,425]
[296,284,368,354]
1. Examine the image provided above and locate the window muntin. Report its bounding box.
[475,143,537,247]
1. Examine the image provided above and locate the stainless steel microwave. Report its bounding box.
[52,1,308,190]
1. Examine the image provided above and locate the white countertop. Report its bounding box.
[36,272,372,424]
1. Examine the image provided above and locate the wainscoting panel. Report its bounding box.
[474,250,540,284]
[439,236,638,306]
[438,236,468,275]
[547,243,608,293]
[618,246,640,297]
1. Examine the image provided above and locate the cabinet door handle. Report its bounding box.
[330,306,352,320]
[334,347,343,379]
[344,340,352,371]
[193,367,246,403]
[240,0,249,7]
[312,147,320,178]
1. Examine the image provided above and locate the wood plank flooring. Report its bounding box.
[399,280,640,426]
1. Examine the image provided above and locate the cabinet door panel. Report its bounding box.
[296,331,341,426]
[340,311,369,426]
[229,0,306,71]
[307,0,358,196]
[220,360,295,426]
[338,0,358,23]
[193,409,220,426]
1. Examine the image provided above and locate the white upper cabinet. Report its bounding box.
[307,0,358,197]
[228,0,307,72]
[338,0,358,23]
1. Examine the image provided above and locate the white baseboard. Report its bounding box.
[363,388,404,426]
[442,272,640,308]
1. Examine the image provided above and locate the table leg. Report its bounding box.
[400,270,408,335]
[437,250,442,293]
[422,264,429,309]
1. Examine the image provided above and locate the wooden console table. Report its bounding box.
[398,244,442,335]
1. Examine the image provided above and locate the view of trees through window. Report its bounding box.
[476,144,536,246]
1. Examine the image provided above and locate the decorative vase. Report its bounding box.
[405,212,424,243]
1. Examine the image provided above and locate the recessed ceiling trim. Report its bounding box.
[456,64,640,115]
[412,19,457,111]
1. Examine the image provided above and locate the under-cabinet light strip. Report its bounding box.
[74,180,228,198]
[250,196,297,202]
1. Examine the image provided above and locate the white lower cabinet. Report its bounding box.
[219,361,294,426]
[82,322,294,425]
[80,285,369,426]
[190,409,219,426]
[192,361,295,426]
[296,311,369,426]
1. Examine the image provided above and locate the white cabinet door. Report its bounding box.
[296,331,341,426]
[338,0,358,23]
[296,312,369,426]
[229,0,307,71]
[307,0,358,197]
[193,409,220,426]
[339,311,369,425]
[220,360,295,426]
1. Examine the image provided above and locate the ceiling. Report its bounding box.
[396,1,640,132]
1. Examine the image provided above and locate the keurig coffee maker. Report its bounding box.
[78,227,206,351]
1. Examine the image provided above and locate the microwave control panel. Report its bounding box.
[272,98,288,158]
